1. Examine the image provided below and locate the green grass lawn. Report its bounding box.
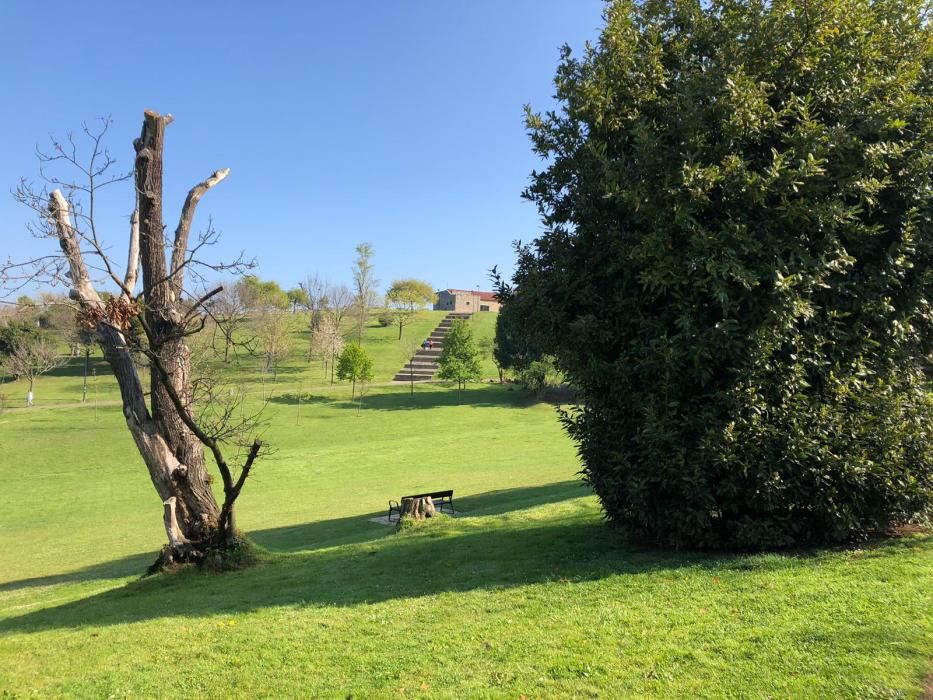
[0,349,931,696]
[0,309,499,409]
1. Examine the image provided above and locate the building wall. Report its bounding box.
[434,290,500,313]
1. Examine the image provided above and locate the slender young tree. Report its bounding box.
[208,286,255,364]
[336,342,373,402]
[351,242,377,342]
[385,279,435,340]
[437,320,481,403]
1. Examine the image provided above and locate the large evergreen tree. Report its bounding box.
[505,0,933,548]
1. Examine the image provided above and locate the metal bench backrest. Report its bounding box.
[402,490,452,501]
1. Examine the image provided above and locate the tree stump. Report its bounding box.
[400,496,436,521]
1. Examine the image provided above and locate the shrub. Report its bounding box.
[507,0,933,548]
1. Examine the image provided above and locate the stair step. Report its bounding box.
[391,313,469,378]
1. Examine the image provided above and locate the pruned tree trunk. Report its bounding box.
[134,111,221,542]
[400,496,436,521]
[46,110,251,566]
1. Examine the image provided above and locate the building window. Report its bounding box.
[480,305,489,311]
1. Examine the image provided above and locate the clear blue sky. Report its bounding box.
[0,1,604,297]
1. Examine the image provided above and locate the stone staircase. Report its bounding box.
[393,312,471,382]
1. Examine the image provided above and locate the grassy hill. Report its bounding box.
[0,316,930,697]
[0,309,499,409]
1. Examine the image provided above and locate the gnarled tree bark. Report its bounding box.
[46,110,250,563]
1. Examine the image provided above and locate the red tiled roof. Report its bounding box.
[442,289,498,301]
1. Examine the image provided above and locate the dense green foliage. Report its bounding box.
[386,278,436,339]
[437,320,482,396]
[236,275,289,311]
[508,0,933,548]
[336,342,374,400]
[0,322,39,356]
[493,297,544,375]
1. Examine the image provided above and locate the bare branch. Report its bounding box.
[123,209,140,298]
[49,189,101,305]
[171,168,231,294]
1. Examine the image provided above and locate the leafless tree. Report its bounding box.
[256,308,295,381]
[207,285,256,364]
[325,283,354,334]
[3,112,262,567]
[0,337,67,404]
[310,313,344,382]
[299,273,328,361]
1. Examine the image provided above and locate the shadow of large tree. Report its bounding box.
[269,385,541,411]
[0,509,694,634]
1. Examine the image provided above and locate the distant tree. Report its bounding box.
[208,286,256,364]
[337,342,373,401]
[386,279,435,340]
[1,338,67,405]
[35,292,74,333]
[287,286,310,314]
[325,283,354,334]
[490,296,542,376]
[310,313,344,382]
[237,275,289,312]
[257,309,295,380]
[0,321,40,355]
[377,302,393,327]
[298,274,328,361]
[519,357,558,398]
[478,336,503,384]
[437,320,481,402]
[351,243,378,342]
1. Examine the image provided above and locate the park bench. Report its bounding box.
[388,489,454,523]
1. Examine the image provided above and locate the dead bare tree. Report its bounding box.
[326,283,354,334]
[3,112,262,567]
[0,337,67,404]
[207,285,256,363]
[299,273,328,361]
[310,313,344,382]
[256,308,295,381]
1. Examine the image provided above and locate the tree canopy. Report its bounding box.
[337,342,374,401]
[503,0,933,548]
[237,275,289,311]
[386,279,436,339]
[437,320,482,400]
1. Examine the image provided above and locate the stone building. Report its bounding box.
[434,289,500,313]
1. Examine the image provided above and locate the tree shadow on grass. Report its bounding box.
[268,385,541,411]
[2,509,929,635]
[249,480,586,553]
[0,482,585,594]
[0,509,690,634]
[5,509,928,636]
[45,357,111,379]
[0,551,155,593]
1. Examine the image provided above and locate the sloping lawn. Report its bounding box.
[0,382,930,697]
